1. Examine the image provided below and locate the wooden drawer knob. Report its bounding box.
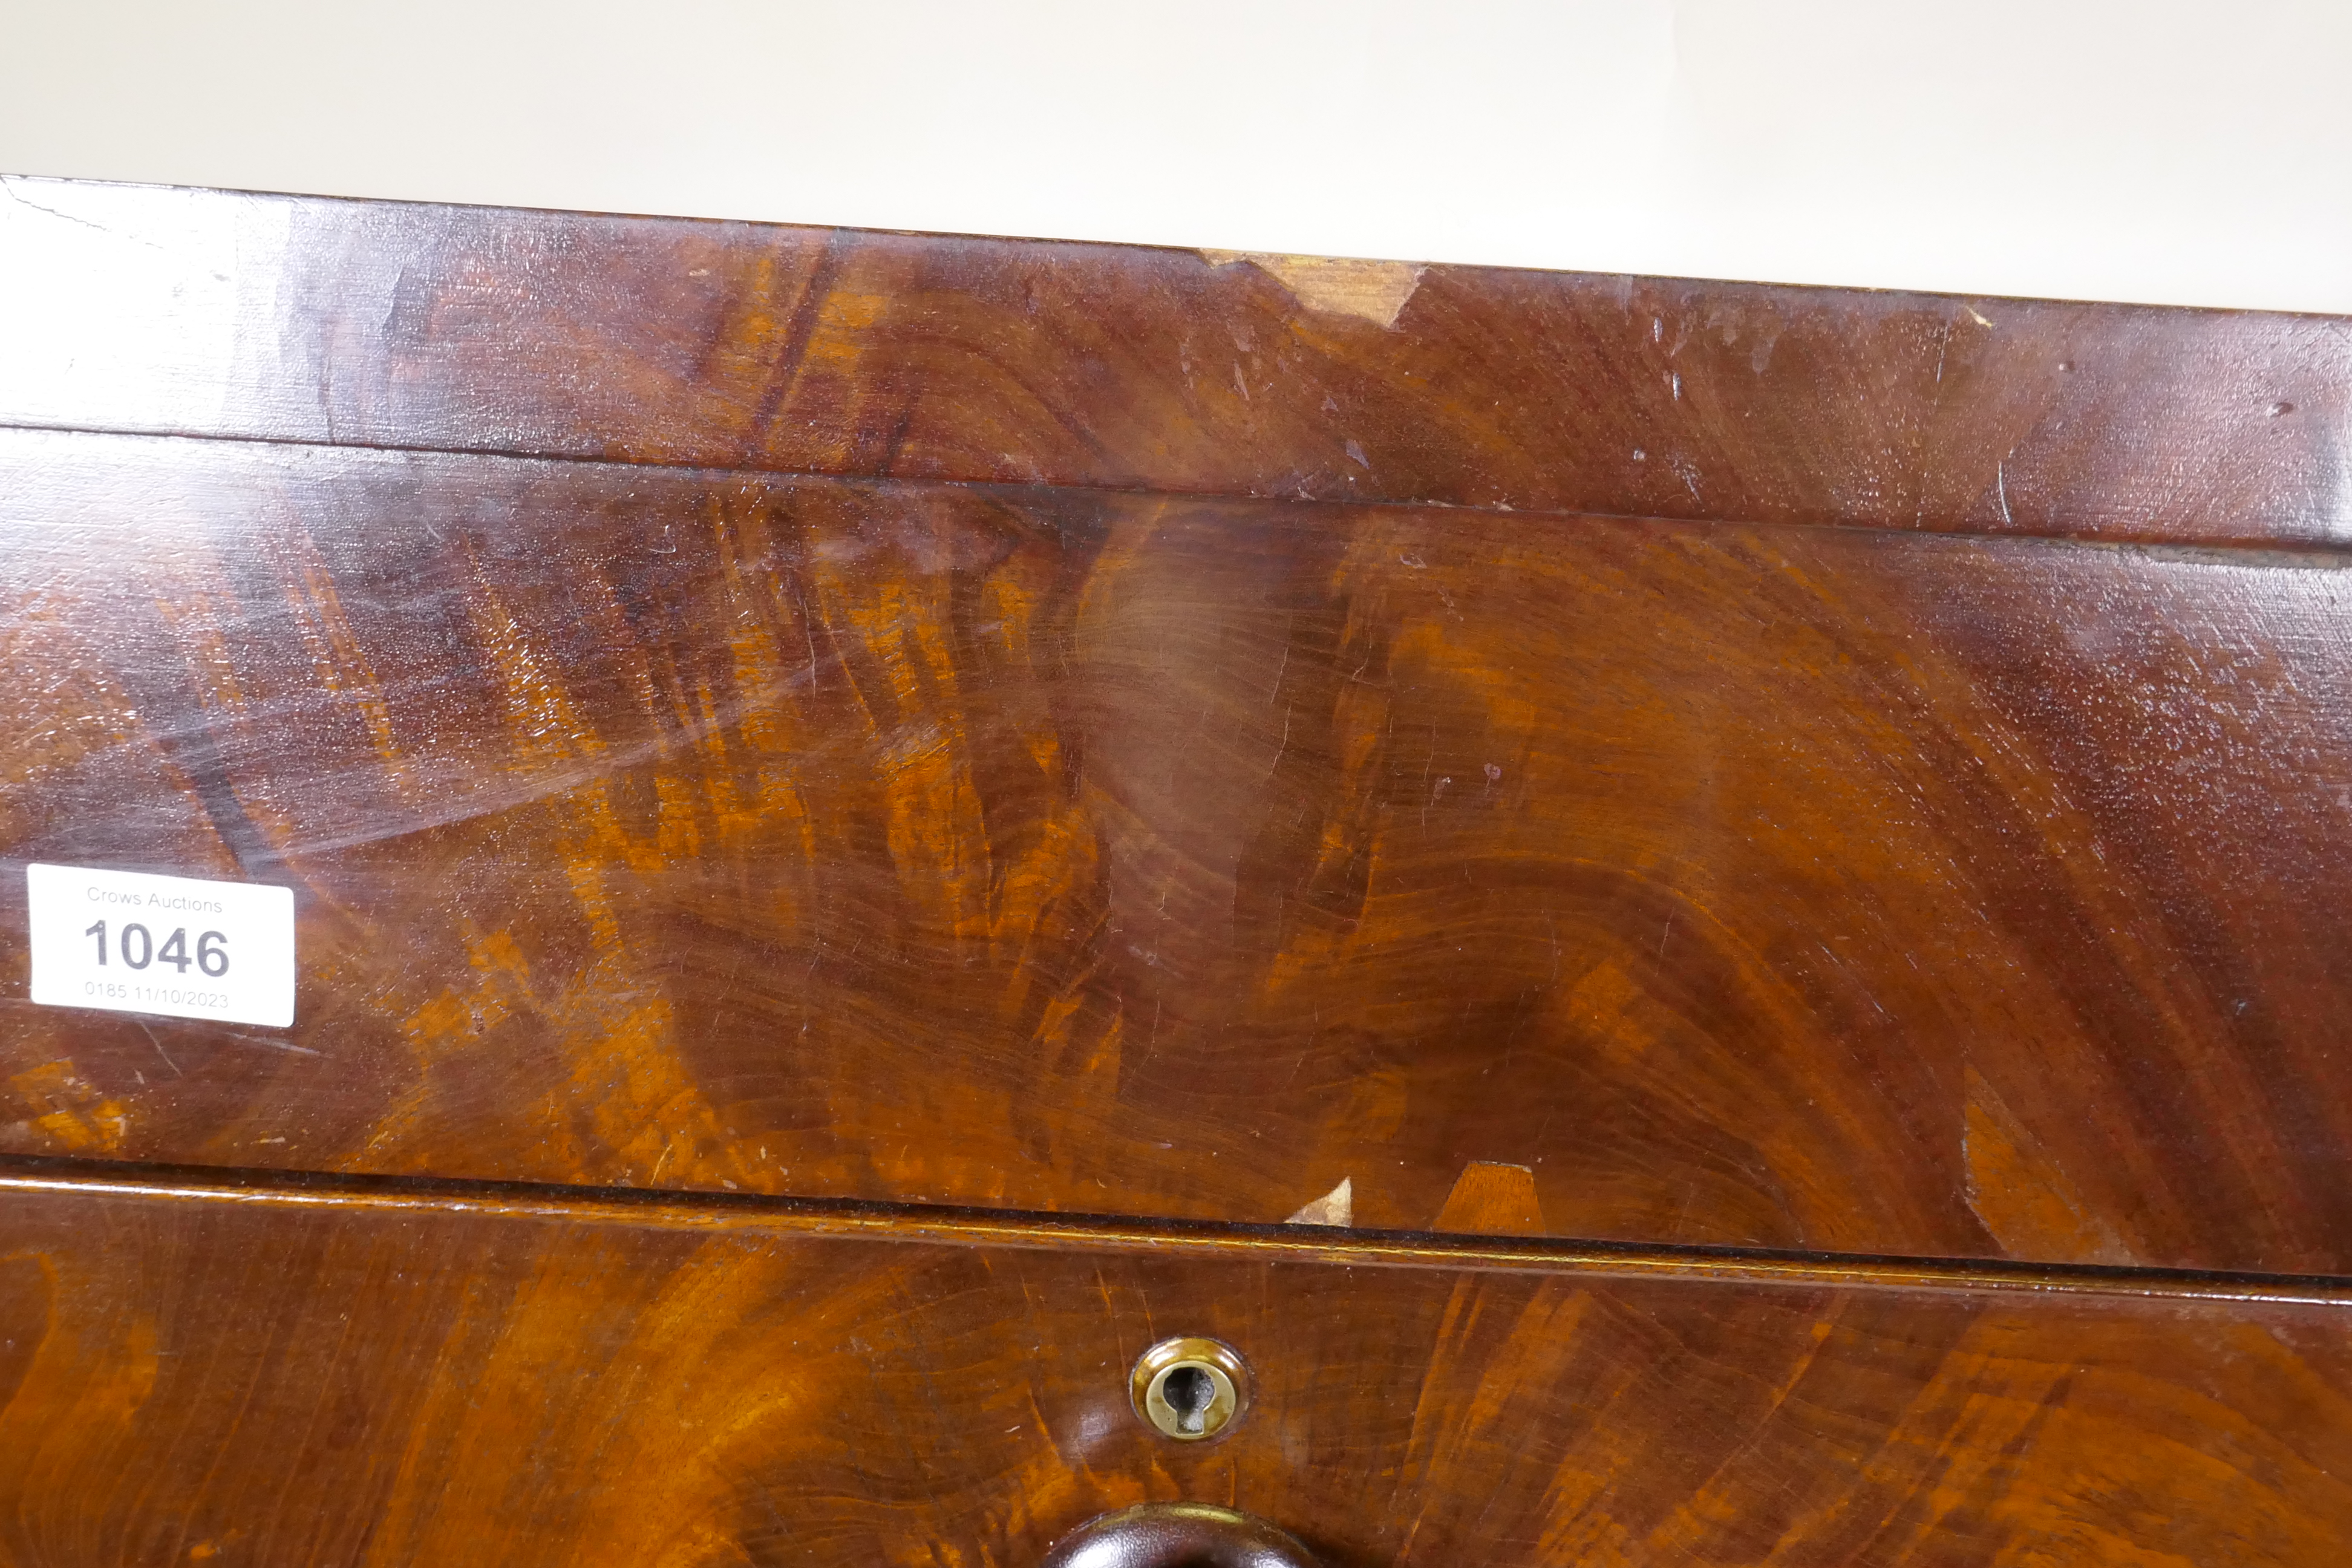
[1041,1504,1318,1568]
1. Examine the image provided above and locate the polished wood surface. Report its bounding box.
[0,1164,2346,1567]
[7,178,2352,1559]
[2,175,2345,545]
[7,425,2352,1273]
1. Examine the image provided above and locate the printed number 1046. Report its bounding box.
[83,920,230,977]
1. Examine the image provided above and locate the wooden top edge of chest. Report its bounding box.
[2,172,2347,546]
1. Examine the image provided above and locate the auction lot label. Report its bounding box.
[27,863,295,1028]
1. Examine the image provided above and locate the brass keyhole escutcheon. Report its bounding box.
[1130,1336,1249,1442]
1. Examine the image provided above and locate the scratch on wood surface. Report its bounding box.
[1201,250,1428,329]
[1432,1161,1546,1236]
[1284,1176,1354,1227]
[1964,1067,2139,1266]
[6,1059,129,1154]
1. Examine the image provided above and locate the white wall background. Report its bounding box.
[2,0,2347,313]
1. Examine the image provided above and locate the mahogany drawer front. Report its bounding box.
[1,177,2345,547]
[7,426,2352,1273]
[0,1166,2344,1567]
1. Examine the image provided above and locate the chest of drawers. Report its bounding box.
[4,173,2350,1563]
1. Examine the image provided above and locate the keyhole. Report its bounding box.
[1130,1336,1249,1442]
[1163,1364,1216,1436]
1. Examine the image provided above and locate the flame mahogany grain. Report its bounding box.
[5,428,2352,1272]
[0,1168,2347,1567]
[1,176,2345,544]
[5,178,2351,1558]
